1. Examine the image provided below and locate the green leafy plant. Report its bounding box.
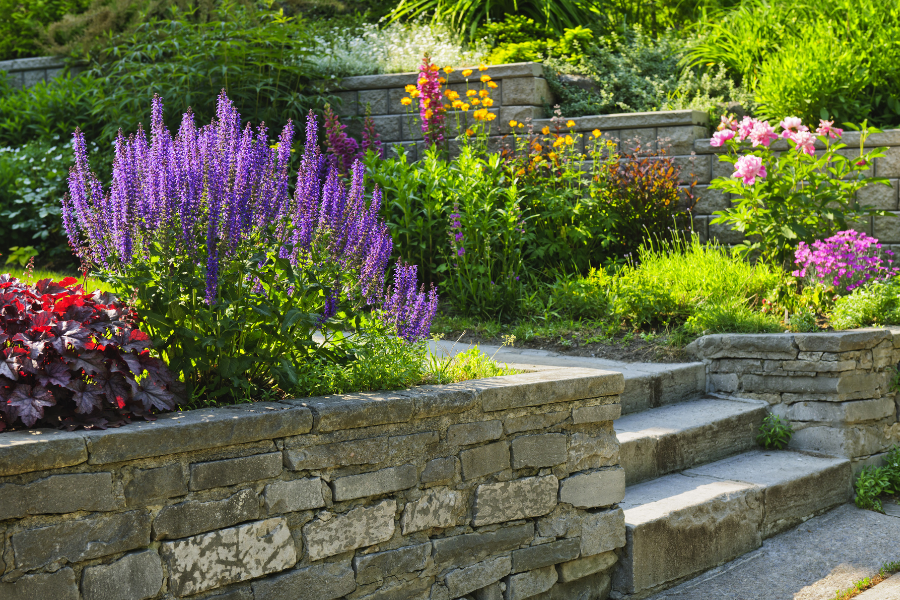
[426,335,520,384]
[788,308,818,332]
[830,279,900,330]
[854,446,900,513]
[756,414,794,450]
[0,0,90,60]
[832,560,900,600]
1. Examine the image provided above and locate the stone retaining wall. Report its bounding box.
[0,56,72,89]
[687,330,900,472]
[0,366,626,600]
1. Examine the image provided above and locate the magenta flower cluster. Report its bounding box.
[417,58,446,148]
[63,92,437,342]
[323,104,360,175]
[792,230,899,294]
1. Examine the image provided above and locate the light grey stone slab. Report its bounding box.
[506,565,558,600]
[354,541,431,584]
[401,487,466,534]
[0,472,118,520]
[557,550,617,583]
[303,500,396,561]
[264,478,325,514]
[421,457,458,483]
[189,452,282,490]
[0,429,87,476]
[250,559,356,600]
[126,464,187,505]
[572,403,621,424]
[510,433,567,469]
[444,555,511,598]
[460,441,510,480]
[297,392,416,432]
[0,567,78,600]
[580,508,626,556]
[472,475,558,526]
[153,488,259,540]
[160,517,296,596]
[511,538,580,573]
[447,420,503,446]
[332,464,417,501]
[477,369,624,412]
[81,550,164,600]
[788,397,896,424]
[560,468,626,509]
[686,334,798,360]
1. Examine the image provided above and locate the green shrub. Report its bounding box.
[855,446,900,512]
[0,0,90,60]
[830,279,900,330]
[425,345,520,385]
[756,414,794,450]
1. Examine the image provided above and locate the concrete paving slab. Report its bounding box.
[645,503,900,600]
[856,574,900,599]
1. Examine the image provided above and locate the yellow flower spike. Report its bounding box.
[566,120,575,127]
[462,69,473,77]
[466,89,477,97]
[488,81,498,89]
[405,84,416,93]
[509,120,518,128]
[479,63,488,71]
[400,97,412,106]
[479,89,489,98]
[480,75,491,83]
[482,98,494,107]
[592,129,602,138]
[444,66,454,74]
[541,126,550,135]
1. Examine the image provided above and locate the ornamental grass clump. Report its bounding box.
[0,275,177,431]
[793,230,899,295]
[63,92,437,404]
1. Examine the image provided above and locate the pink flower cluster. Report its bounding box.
[417,56,446,148]
[793,229,898,294]
[712,116,845,186]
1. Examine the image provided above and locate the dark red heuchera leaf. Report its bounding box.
[0,275,180,432]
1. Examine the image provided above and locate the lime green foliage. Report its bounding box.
[788,308,818,333]
[426,344,520,385]
[685,0,900,126]
[756,414,794,450]
[855,446,900,512]
[830,279,900,330]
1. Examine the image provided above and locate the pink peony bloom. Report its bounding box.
[791,130,816,155]
[816,119,843,139]
[737,116,756,141]
[779,116,808,139]
[710,129,736,147]
[718,114,738,132]
[749,121,778,147]
[733,155,767,185]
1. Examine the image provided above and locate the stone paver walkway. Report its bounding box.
[645,502,900,600]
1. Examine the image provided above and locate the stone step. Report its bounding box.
[615,397,768,486]
[611,450,851,599]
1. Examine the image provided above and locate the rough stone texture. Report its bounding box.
[572,404,622,424]
[444,555,511,598]
[559,468,626,509]
[332,464,417,500]
[264,478,325,514]
[534,571,611,600]
[189,452,282,490]
[557,550,617,583]
[511,538,580,573]
[250,560,356,600]
[788,397,896,424]
[0,472,118,520]
[81,550,164,600]
[153,488,259,540]
[504,411,569,435]
[448,420,503,446]
[126,464,187,505]
[355,576,432,600]
[401,487,466,533]
[473,476,559,526]
[432,523,533,568]
[0,568,79,600]
[510,434,568,469]
[12,510,151,570]
[0,429,87,476]
[479,369,624,412]
[506,565,559,600]
[354,542,431,584]
[461,441,510,480]
[160,517,296,596]
[303,500,397,561]
[421,457,458,483]
[580,508,627,557]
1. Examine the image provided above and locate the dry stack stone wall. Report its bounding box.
[688,330,900,472]
[0,56,70,89]
[0,366,626,600]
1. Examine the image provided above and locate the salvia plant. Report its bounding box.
[0,275,177,431]
[793,230,899,295]
[63,93,437,403]
[709,115,891,265]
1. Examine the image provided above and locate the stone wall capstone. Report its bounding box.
[0,365,625,600]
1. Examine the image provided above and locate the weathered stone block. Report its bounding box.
[250,559,356,600]
[153,488,259,540]
[421,457,458,483]
[795,330,892,352]
[572,404,621,424]
[780,359,857,372]
[264,478,325,514]
[511,434,568,469]
[301,392,416,432]
[474,582,504,600]
[81,550,164,600]
[691,186,730,215]
[502,77,551,106]
[444,555,511,598]
[359,89,389,115]
[741,373,871,395]
[503,411,569,435]
[354,542,431,584]
[581,508,626,556]
[709,372,739,393]
[0,429,87,476]
[12,510,151,570]
[0,567,78,600]
[160,517,296,596]
[126,464,187,505]
[878,146,900,178]
[658,125,708,154]
[567,431,619,472]
[557,550,617,583]
[401,487,466,534]
[472,475,558,526]
[303,500,396,561]
[355,576,433,600]
[189,452,282,490]
[461,441,510,480]
[479,370,623,412]
[0,472,118,520]
[511,538,580,573]
[858,179,899,210]
[433,523,533,568]
[285,437,384,469]
[506,565,558,600]
[448,420,503,446]
[788,397,896,424]
[560,469,625,509]
[332,464,417,501]
[791,423,896,458]
[686,334,797,360]
[331,90,357,116]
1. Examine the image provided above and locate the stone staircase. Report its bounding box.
[610,389,853,599]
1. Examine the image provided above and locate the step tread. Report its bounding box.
[684,449,849,487]
[615,397,766,440]
[620,473,755,525]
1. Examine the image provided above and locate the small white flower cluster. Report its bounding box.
[301,20,487,77]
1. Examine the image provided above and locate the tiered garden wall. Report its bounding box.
[0,367,626,600]
[0,56,69,89]
[688,329,900,473]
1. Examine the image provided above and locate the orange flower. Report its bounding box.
[487,81,498,89]
[452,100,463,109]
[429,64,439,71]
[461,103,470,111]
[417,77,427,85]
[541,126,550,135]
[553,137,565,148]
[480,74,491,83]
[445,90,460,100]
[444,103,451,109]
[466,128,475,136]
[400,97,412,106]
[423,98,431,108]
[404,84,416,93]
[471,98,480,105]
[410,90,421,98]
[592,129,602,138]
[479,63,488,71]
[466,89,477,97]
[444,66,454,74]
[509,120,518,128]
[479,89,489,98]
[482,97,494,107]
[566,120,575,128]
[565,135,574,145]
[473,108,489,121]
[439,77,447,84]
[462,69,473,77]
[486,113,496,121]
[425,109,433,119]
[532,143,542,152]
